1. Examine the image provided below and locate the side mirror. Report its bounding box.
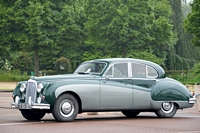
[105,76,109,80]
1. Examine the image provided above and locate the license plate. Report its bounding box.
[18,103,31,109]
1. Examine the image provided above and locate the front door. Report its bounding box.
[100,63,133,109]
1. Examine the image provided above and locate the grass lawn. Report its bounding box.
[0,82,17,91]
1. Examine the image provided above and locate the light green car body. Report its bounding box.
[11,58,196,121]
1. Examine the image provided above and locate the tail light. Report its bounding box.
[191,91,196,97]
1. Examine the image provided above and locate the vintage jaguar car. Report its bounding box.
[11,58,196,122]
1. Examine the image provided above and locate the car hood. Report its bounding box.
[30,74,99,82]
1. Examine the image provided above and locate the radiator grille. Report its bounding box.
[25,82,37,104]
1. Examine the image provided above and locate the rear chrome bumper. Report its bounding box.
[189,97,197,104]
[189,92,197,104]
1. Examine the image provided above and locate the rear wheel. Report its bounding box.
[52,94,79,122]
[155,102,177,118]
[20,110,46,120]
[122,111,140,118]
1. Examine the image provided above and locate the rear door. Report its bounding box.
[131,63,157,109]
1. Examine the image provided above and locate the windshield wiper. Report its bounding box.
[77,72,90,74]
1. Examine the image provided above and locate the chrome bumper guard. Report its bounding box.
[189,97,197,104]
[189,92,198,104]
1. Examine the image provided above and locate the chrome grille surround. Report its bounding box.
[25,79,37,104]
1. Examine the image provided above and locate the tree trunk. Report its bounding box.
[34,49,39,76]
[121,47,126,58]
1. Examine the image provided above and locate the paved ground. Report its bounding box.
[1,92,200,133]
[1,92,200,118]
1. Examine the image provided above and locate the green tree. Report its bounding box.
[0,3,10,62]
[84,0,176,64]
[166,0,200,70]
[184,0,200,47]
[0,0,84,76]
[54,57,72,74]
[10,52,34,74]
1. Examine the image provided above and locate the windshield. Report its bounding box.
[74,62,107,74]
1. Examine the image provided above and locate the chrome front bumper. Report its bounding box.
[11,102,50,109]
[11,96,50,110]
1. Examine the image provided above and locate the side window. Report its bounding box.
[147,66,158,78]
[132,63,158,78]
[132,63,146,78]
[105,63,128,78]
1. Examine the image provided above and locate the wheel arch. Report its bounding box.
[57,91,82,113]
[155,101,178,118]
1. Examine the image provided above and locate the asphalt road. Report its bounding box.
[0,92,200,133]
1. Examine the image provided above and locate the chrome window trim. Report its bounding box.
[131,62,158,79]
[75,61,108,75]
[146,65,158,78]
[103,62,130,78]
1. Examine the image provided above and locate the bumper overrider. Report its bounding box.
[11,96,50,110]
[188,92,198,104]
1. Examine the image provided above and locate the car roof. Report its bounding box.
[84,58,166,78]
[87,58,157,65]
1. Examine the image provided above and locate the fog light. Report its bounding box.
[37,97,42,103]
[15,96,20,104]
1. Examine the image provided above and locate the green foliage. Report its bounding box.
[0,0,85,76]
[84,0,176,60]
[41,70,56,75]
[0,59,12,72]
[54,57,72,74]
[0,0,200,84]
[166,70,188,83]
[165,0,200,71]
[0,71,29,82]
[127,50,164,65]
[184,0,200,47]
[190,62,200,75]
[10,52,34,72]
[166,62,200,85]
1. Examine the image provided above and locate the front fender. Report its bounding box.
[151,79,192,101]
[43,79,100,110]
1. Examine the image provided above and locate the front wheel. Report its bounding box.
[122,111,140,118]
[52,94,79,122]
[20,110,46,120]
[155,102,177,118]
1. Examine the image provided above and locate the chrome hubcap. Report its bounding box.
[60,100,74,117]
[161,102,174,113]
[162,103,171,111]
[61,102,72,114]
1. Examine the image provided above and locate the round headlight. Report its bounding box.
[20,83,26,92]
[37,83,43,93]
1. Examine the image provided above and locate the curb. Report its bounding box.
[0,90,13,92]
